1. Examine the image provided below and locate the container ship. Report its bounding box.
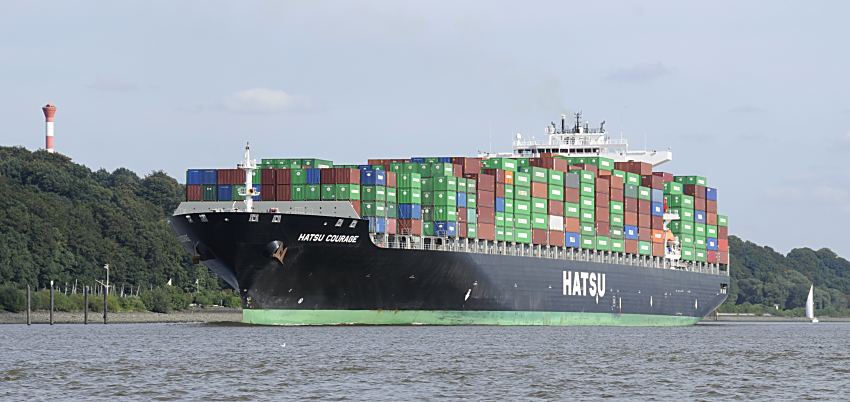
[170,113,730,326]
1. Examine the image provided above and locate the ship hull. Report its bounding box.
[170,211,728,326]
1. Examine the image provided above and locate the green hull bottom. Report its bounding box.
[243,309,702,327]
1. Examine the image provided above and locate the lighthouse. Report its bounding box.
[42,104,56,153]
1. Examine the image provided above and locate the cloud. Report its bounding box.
[604,62,670,83]
[729,105,765,114]
[208,88,309,114]
[86,77,138,92]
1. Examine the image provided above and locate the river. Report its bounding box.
[1,322,847,400]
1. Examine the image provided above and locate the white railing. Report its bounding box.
[370,234,728,276]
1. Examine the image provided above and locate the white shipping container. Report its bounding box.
[548,215,564,231]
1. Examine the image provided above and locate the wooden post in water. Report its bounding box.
[49,280,54,325]
[83,286,88,325]
[103,285,108,324]
[26,285,31,326]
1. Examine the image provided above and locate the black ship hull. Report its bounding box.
[170,211,729,326]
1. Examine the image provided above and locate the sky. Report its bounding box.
[2,1,849,257]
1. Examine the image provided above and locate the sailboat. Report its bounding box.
[806,285,818,323]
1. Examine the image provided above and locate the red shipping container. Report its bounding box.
[596,207,610,222]
[367,159,384,165]
[261,185,276,201]
[548,200,563,216]
[641,175,663,190]
[276,185,291,201]
[596,192,610,205]
[651,216,664,229]
[457,222,467,238]
[496,183,505,198]
[638,199,651,214]
[532,229,547,245]
[707,250,717,264]
[531,182,547,198]
[610,189,624,202]
[533,157,569,172]
[652,243,665,257]
[694,197,706,211]
[718,252,729,264]
[457,207,467,223]
[398,219,423,235]
[718,226,728,239]
[651,229,664,243]
[549,230,565,246]
[706,200,717,214]
[276,169,292,185]
[320,168,335,184]
[261,169,276,185]
[614,161,651,176]
[625,239,639,255]
[350,200,361,215]
[477,174,495,192]
[386,218,397,235]
[186,185,202,201]
[718,238,729,251]
[610,176,624,190]
[477,191,495,208]
[570,164,598,175]
[638,213,652,229]
[386,171,397,188]
[452,164,463,178]
[477,223,496,240]
[217,168,244,185]
[625,198,638,212]
[684,184,706,199]
[706,212,717,226]
[478,207,496,224]
[565,188,580,203]
[595,177,610,191]
[596,221,610,236]
[334,168,360,184]
[486,169,506,184]
[565,217,580,232]
[653,171,674,183]
[457,158,481,175]
[638,228,652,242]
[624,212,638,226]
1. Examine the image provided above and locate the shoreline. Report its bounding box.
[0,307,242,325]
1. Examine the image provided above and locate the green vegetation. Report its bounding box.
[1,146,847,317]
[720,236,850,317]
[0,146,236,313]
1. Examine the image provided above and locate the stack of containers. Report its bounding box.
[187,155,728,266]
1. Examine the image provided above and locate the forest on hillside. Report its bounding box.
[0,146,847,316]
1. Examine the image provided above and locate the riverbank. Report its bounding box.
[0,306,242,324]
[706,313,850,322]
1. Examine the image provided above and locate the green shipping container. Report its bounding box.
[514,172,531,187]
[431,163,454,177]
[675,176,707,186]
[531,198,547,214]
[321,184,337,200]
[718,215,728,227]
[595,236,611,251]
[548,185,564,201]
[580,196,595,209]
[386,203,398,218]
[362,201,386,217]
[399,173,422,189]
[424,221,434,236]
[433,191,456,207]
[398,188,421,204]
[386,188,397,203]
[668,194,695,209]
[670,221,694,234]
[664,181,684,195]
[433,176,457,191]
[291,169,307,185]
[202,185,216,201]
[679,233,695,247]
[467,223,478,239]
[610,201,624,214]
[514,215,531,229]
[467,193,477,209]
[577,170,595,184]
[625,184,638,199]
[336,184,361,200]
[528,167,548,183]
[514,200,531,215]
[580,223,595,236]
[433,206,457,221]
[515,229,531,244]
[706,225,718,238]
[580,235,596,249]
[610,214,624,226]
[496,212,505,227]
[611,238,625,253]
[638,241,652,256]
[514,186,531,200]
[638,186,651,201]
[504,184,514,199]
[694,248,707,262]
[695,236,706,248]
[694,223,706,237]
[291,185,305,201]
[564,202,580,218]
[625,172,641,186]
[580,209,595,223]
[305,185,321,201]
[610,227,624,239]
[532,213,548,229]
[362,186,387,201]
[504,198,514,214]
[681,247,695,261]
[548,170,564,185]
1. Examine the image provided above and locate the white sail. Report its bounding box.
[805,285,815,320]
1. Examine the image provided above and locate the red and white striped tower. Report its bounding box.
[42,104,57,153]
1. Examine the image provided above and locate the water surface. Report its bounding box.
[1,322,847,400]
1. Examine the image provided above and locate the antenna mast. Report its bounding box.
[237,142,259,212]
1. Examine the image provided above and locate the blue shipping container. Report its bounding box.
[437,157,452,163]
[651,189,664,202]
[217,185,232,201]
[398,204,422,219]
[707,237,718,251]
[495,197,505,212]
[306,168,321,184]
[361,169,387,186]
[201,169,218,185]
[358,165,372,171]
[650,202,664,217]
[368,217,387,233]
[410,157,426,163]
[435,221,457,237]
[694,210,706,223]
[456,192,467,208]
[186,169,203,185]
[706,187,717,201]
[565,232,581,248]
[624,225,639,240]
